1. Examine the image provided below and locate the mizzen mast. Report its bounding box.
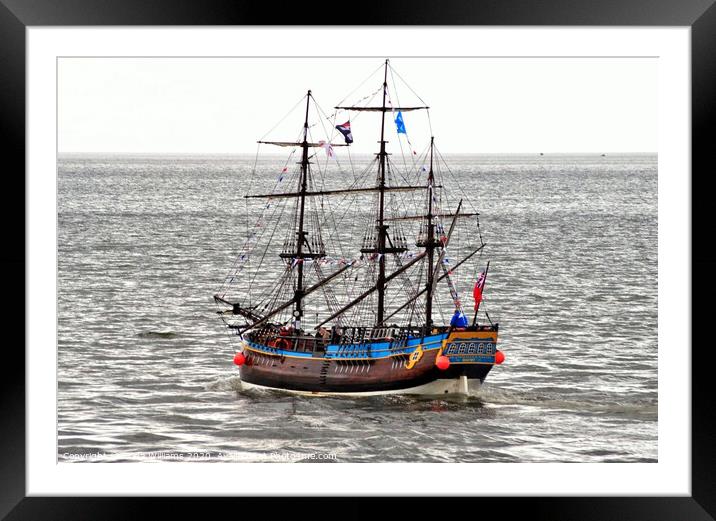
[423,136,437,330]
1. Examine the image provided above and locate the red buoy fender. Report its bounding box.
[233,352,246,366]
[495,350,505,364]
[275,338,293,350]
[436,355,450,370]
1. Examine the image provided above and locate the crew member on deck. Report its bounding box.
[318,326,331,343]
[333,326,343,344]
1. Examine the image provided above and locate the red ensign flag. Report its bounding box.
[473,272,486,310]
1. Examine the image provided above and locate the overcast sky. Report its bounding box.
[58,57,657,155]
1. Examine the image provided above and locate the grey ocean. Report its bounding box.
[58,153,657,463]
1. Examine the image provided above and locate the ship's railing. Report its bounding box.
[245,326,320,354]
[334,325,426,345]
[244,323,497,355]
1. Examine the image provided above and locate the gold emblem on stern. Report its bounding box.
[405,344,424,369]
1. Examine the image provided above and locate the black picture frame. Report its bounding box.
[2,0,713,518]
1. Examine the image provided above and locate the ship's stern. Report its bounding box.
[436,327,500,383]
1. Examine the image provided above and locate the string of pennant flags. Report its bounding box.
[226,248,457,284]
[230,86,467,298]
[309,86,384,129]
[290,256,354,269]
[225,143,430,291]
[225,213,468,311]
[226,249,445,281]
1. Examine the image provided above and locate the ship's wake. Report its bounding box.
[206,375,654,420]
[205,375,243,392]
[205,374,488,408]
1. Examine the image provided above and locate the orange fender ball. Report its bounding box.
[495,350,505,365]
[233,352,246,366]
[436,355,450,370]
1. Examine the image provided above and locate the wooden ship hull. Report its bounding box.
[237,326,498,395]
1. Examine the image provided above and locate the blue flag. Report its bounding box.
[394,111,406,134]
[450,310,468,328]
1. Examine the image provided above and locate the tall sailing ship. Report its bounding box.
[214,60,504,396]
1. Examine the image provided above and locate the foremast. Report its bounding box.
[293,90,312,328]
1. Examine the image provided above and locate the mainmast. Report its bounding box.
[376,59,389,326]
[293,90,312,328]
[327,59,436,328]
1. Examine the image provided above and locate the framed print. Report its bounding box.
[3,0,715,518]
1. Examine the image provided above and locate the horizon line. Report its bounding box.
[57,150,659,156]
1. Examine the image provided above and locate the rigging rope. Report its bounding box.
[222,60,490,331]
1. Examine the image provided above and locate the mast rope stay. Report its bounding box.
[257,93,310,142]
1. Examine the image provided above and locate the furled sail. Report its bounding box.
[257,141,349,147]
[334,106,429,112]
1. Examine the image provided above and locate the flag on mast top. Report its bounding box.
[395,111,407,134]
[335,121,353,144]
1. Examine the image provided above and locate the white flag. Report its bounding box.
[318,140,334,158]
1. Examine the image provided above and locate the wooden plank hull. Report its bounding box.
[238,330,498,393]
[238,376,484,396]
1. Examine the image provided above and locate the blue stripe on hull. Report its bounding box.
[245,333,449,360]
[325,333,447,359]
[245,341,314,357]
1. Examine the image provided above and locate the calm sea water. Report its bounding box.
[57,153,657,463]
